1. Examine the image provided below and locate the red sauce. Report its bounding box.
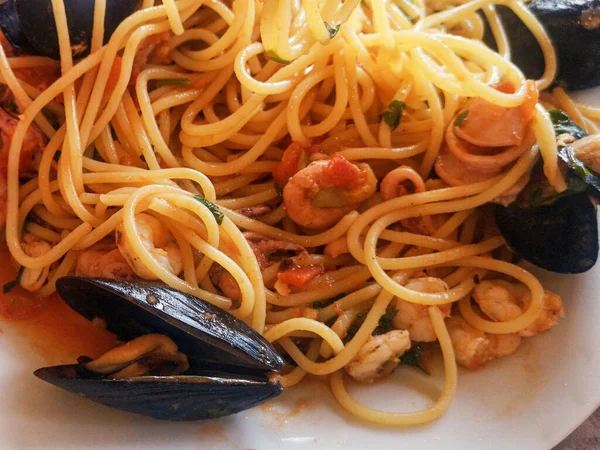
[0,245,117,363]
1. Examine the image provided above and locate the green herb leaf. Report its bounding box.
[265,51,291,65]
[381,100,406,131]
[193,194,224,225]
[399,344,430,375]
[156,78,190,87]
[454,109,469,127]
[324,22,341,38]
[343,311,368,343]
[274,183,283,197]
[313,293,345,309]
[373,309,398,335]
[549,109,588,140]
[3,266,24,294]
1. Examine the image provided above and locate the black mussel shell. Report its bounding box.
[483,0,600,90]
[4,0,139,59]
[0,0,28,50]
[55,277,285,375]
[496,192,599,274]
[35,365,282,421]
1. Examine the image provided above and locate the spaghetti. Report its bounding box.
[0,0,593,426]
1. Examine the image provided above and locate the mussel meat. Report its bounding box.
[34,276,285,421]
[0,0,139,59]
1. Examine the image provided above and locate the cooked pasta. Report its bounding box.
[0,0,596,425]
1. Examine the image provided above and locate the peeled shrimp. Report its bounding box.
[116,213,183,280]
[472,280,564,337]
[345,330,411,382]
[324,235,349,259]
[393,277,452,342]
[76,245,137,280]
[20,234,51,291]
[283,153,376,229]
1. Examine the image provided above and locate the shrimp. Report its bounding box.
[20,234,51,292]
[283,153,377,229]
[445,315,492,370]
[116,213,183,280]
[76,245,137,280]
[472,280,564,337]
[345,330,411,382]
[393,277,452,342]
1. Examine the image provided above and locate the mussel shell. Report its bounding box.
[0,0,28,49]
[35,365,282,421]
[496,192,599,274]
[14,0,139,59]
[56,277,284,374]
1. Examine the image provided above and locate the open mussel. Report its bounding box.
[34,277,284,421]
[496,110,600,274]
[0,0,139,59]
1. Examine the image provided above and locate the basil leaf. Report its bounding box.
[399,344,430,375]
[193,195,224,225]
[381,100,406,131]
[454,109,469,127]
[549,109,588,140]
[324,22,340,38]
[156,78,190,87]
[373,309,398,335]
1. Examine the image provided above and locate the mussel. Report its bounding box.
[496,110,600,274]
[34,276,284,421]
[483,0,600,90]
[0,0,139,59]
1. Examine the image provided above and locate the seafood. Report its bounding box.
[345,330,411,382]
[20,234,51,291]
[473,280,564,337]
[115,213,183,280]
[75,245,137,280]
[34,277,284,421]
[283,153,377,229]
[393,277,452,342]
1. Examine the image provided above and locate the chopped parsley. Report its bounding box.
[265,51,291,65]
[454,109,469,127]
[373,309,398,335]
[324,22,341,38]
[381,100,406,131]
[193,195,224,225]
[399,344,430,375]
[156,78,190,87]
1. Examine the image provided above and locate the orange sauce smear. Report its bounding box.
[0,245,117,363]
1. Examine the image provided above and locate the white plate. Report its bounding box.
[1,89,599,450]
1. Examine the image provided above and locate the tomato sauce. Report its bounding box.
[0,245,117,364]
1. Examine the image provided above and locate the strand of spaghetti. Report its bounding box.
[163,0,186,35]
[329,306,457,425]
[277,338,321,388]
[264,318,345,353]
[533,104,567,190]
[0,46,55,136]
